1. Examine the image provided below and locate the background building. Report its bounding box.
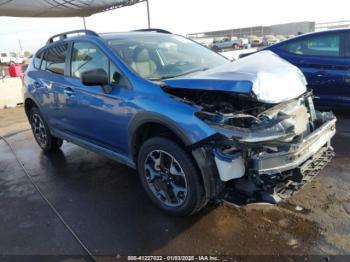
[270,21,315,35]
[315,20,350,31]
[187,21,315,39]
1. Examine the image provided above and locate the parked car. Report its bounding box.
[0,52,10,64]
[240,29,350,108]
[248,36,263,47]
[263,35,280,46]
[239,38,250,49]
[212,37,241,51]
[0,52,24,65]
[24,29,336,216]
[275,35,287,41]
[9,52,25,64]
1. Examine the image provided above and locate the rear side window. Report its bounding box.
[33,52,42,69]
[281,33,340,57]
[46,44,68,75]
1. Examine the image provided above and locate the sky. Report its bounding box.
[0,0,350,53]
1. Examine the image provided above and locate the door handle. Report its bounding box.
[64,87,74,96]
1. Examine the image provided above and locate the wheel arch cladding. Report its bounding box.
[24,98,39,117]
[128,113,193,161]
[128,112,223,201]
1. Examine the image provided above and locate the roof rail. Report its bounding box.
[133,28,172,34]
[46,29,99,44]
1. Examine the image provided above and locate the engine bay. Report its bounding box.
[164,87,314,144]
[164,88,270,128]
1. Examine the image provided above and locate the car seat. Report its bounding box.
[131,47,157,78]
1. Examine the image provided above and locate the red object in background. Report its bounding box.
[8,64,23,78]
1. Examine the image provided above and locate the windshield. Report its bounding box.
[106,34,229,80]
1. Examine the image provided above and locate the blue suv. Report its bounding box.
[24,29,336,215]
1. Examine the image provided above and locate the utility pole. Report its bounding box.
[146,0,151,29]
[18,39,23,55]
[83,17,87,29]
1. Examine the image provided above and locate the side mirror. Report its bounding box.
[80,68,112,94]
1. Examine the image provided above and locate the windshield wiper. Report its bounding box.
[149,67,210,81]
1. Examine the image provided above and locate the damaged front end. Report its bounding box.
[166,87,336,204]
[161,51,336,204]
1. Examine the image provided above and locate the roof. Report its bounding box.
[286,28,350,41]
[0,0,146,17]
[33,29,172,52]
[100,31,171,40]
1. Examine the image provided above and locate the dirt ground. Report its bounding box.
[0,107,350,260]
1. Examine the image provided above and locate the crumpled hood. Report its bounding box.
[163,51,307,104]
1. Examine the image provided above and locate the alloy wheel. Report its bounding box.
[31,113,48,147]
[144,150,188,207]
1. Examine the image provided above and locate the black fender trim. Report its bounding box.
[192,146,224,205]
[128,112,193,158]
[24,97,40,117]
[128,112,223,202]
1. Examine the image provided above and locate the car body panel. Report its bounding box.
[241,29,350,107]
[164,51,307,104]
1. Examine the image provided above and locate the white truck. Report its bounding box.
[0,53,10,64]
[0,52,24,65]
[212,37,244,52]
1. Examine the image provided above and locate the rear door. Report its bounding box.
[29,43,69,128]
[273,31,347,106]
[42,43,71,128]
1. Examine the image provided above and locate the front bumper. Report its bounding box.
[251,117,336,175]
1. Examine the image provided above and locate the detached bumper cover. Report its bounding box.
[251,117,336,175]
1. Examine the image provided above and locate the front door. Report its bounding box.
[59,41,132,154]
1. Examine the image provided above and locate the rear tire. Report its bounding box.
[29,107,63,152]
[137,137,205,216]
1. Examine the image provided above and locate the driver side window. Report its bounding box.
[71,41,128,87]
[71,42,108,79]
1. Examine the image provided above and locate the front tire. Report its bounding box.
[29,107,63,152]
[137,137,205,216]
[212,46,220,52]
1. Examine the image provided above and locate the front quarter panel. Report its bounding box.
[128,87,216,153]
